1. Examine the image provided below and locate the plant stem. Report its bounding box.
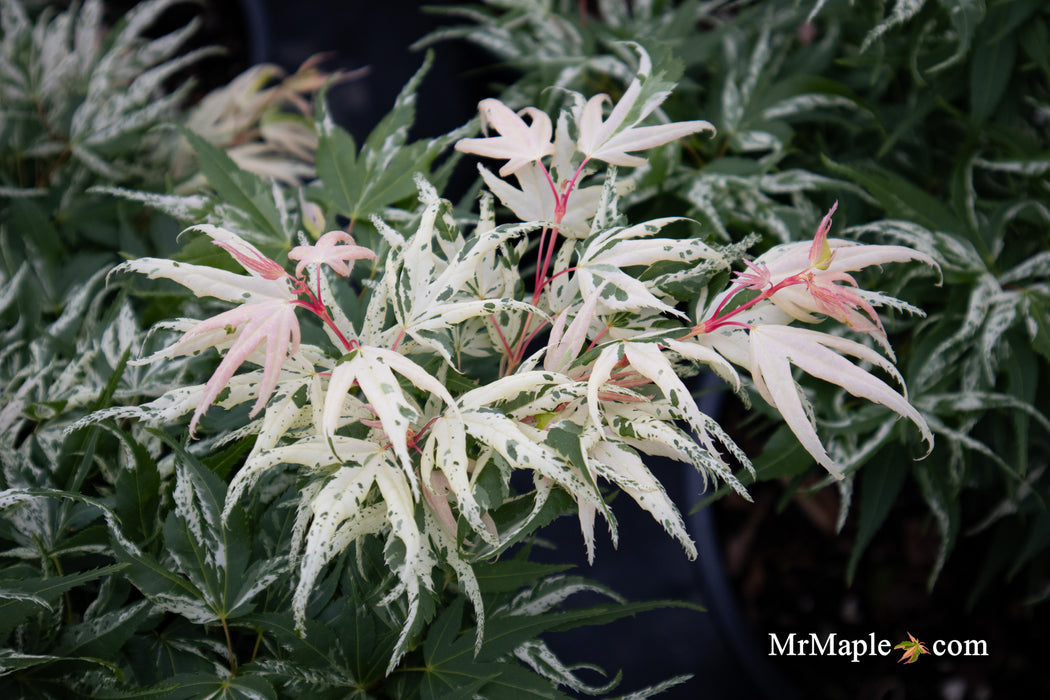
[221,617,238,674]
[490,313,515,358]
[689,275,805,336]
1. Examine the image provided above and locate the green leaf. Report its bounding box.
[967,519,1026,606]
[0,650,63,676]
[109,431,286,626]
[109,533,213,624]
[1003,338,1040,475]
[469,663,571,700]
[484,486,575,559]
[846,452,909,585]
[419,600,560,700]
[543,598,705,635]
[913,462,960,590]
[1026,291,1050,364]
[122,619,225,687]
[970,32,1016,123]
[53,600,152,660]
[203,434,257,482]
[242,611,358,688]
[821,157,962,234]
[0,649,121,679]
[861,0,928,52]
[132,672,278,700]
[0,564,126,640]
[177,128,285,243]
[752,425,816,481]
[315,118,361,218]
[543,423,595,492]
[927,0,985,73]
[481,599,700,661]
[474,561,575,594]
[106,425,161,544]
[317,52,448,224]
[9,199,64,264]
[1019,17,1050,78]
[1008,509,1050,579]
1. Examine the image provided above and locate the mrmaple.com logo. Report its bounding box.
[768,632,988,664]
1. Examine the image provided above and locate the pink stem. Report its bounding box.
[534,227,550,294]
[540,161,559,202]
[509,159,591,373]
[539,265,576,293]
[585,325,610,353]
[513,317,552,365]
[293,298,356,351]
[489,314,515,358]
[692,274,807,336]
[563,159,590,206]
[537,226,559,302]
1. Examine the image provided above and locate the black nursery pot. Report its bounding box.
[260,0,493,157]
[238,0,270,66]
[684,374,801,700]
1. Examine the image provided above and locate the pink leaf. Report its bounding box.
[170,297,301,436]
[288,230,376,278]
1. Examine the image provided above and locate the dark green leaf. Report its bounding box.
[127,672,277,700]
[105,424,161,544]
[481,599,700,661]
[316,52,451,223]
[1008,509,1050,579]
[913,463,960,590]
[0,564,126,640]
[9,198,63,263]
[1019,18,1050,77]
[846,453,909,585]
[177,128,285,243]
[1026,291,1050,364]
[474,561,575,594]
[821,157,962,234]
[467,663,571,700]
[927,0,984,73]
[315,119,361,219]
[970,32,1016,123]
[419,600,559,700]
[202,434,256,482]
[53,600,152,660]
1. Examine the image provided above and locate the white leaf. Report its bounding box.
[749,325,933,476]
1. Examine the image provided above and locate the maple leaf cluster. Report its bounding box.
[105,44,938,674]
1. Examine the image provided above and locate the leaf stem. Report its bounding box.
[586,325,610,353]
[509,158,590,374]
[489,313,515,358]
[221,616,238,674]
[690,274,805,336]
[293,297,357,351]
[292,276,358,352]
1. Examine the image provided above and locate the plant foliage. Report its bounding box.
[4,0,1045,698]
